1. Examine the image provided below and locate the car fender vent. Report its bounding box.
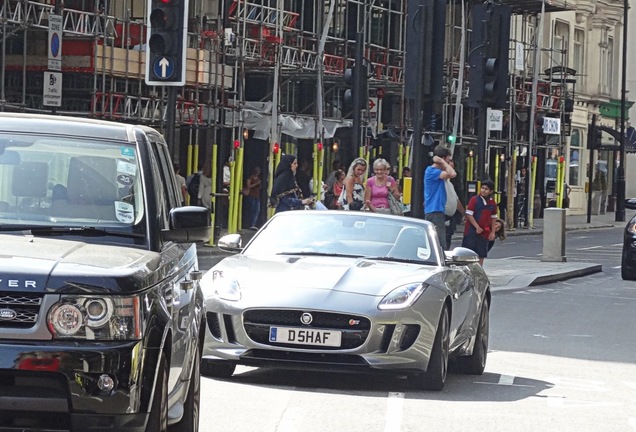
[206,312,222,339]
[357,261,375,268]
[399,324,421,350]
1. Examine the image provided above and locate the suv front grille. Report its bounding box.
[243,309,371,350]
[0,292,42,329]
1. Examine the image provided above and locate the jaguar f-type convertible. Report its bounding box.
[201,211,491,390]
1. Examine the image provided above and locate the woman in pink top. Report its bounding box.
[364,158,400,213]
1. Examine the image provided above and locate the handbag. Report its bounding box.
[387,192,404,216]
[444,180,458,217]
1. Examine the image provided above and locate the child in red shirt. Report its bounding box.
[462,179,498,265]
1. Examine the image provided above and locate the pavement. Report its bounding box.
[197,210,621,292]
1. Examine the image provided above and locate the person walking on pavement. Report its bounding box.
[244,166,262,229]
[270,154,314,213]
[339,157,368,211]
[445,159,465,250]
[462,179,498,266]
[173,162,187,206]
[197,164,213,211]
[186,163,204,206]
[424,145,457,245]
[364,158,400,214]
[488,217,506,252]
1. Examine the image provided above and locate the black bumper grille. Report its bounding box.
[243,309,371,350]
[0,292,42,329]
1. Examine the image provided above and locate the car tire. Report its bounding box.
[621,251,636,280]
[457,298,489,375]
[170,349,201,432]
[146,353,168,432]
[200,359,236,379]
[416,305,449,391]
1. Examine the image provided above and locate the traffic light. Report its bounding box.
[343,64,368,116]
[588,125,603,150]
[446,134,456,145]
[145,0,189,86]
[467,4,511,108]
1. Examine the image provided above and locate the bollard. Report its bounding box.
[542,208,566,262]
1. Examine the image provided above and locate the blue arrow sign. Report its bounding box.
[153,57,175,80]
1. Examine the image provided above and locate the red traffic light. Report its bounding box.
[233,140,240,149]
[273,143,280,154]
[317,142,323,151]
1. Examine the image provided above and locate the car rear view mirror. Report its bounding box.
[0,150,20,165]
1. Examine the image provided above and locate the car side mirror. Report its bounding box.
[445,247,480,265]
[162,206,212,243]
[218,234,242,253]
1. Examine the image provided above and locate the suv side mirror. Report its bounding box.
[162,206,212,243]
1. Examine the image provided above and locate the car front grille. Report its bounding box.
[0,292,42,329]
[243,309,371,350]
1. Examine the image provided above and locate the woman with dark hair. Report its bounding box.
[270,154,314,213]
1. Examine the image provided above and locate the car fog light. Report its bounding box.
[97,374,115,392]
[632,240,636,248]
[48,302,84,336]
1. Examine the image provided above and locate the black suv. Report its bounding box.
[0,113,210,431]
[622,198,636,280]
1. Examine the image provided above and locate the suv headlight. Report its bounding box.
[378,283,427,310]
[627,221,636,234]
[47,295,142,340]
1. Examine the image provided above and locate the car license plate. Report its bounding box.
[269,326,342,347]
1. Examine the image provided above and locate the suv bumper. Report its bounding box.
[0,340,154,432]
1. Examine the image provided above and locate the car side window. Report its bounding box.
[147,145,170,230]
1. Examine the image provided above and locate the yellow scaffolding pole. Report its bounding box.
[494,155,500,204]
[208,144,218,246]
[529,156,538,228]
[557,155,566,208]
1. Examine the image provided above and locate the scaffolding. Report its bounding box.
[2,0,619,225]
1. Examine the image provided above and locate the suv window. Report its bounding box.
[0,133,145,232]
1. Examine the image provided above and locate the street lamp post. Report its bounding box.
[616,0,628,222]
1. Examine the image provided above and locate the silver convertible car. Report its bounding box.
[201,211,490,390]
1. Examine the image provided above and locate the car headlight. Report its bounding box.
[47,295,141,340]
[627,222,636,234]
[212,270,242,301]
[378,283,427,310]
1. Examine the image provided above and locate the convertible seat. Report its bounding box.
[387,226,426,261]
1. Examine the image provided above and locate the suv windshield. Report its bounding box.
[0,134,145,233]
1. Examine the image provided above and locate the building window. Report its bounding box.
[553,21,569,66]
[569,128,582,186]
[573,28,585,90]
[600,29,613,95]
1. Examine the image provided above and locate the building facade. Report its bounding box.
[0,0,632,223]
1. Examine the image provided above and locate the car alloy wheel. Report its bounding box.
[417,305,450,391]
[170,350,201,432]
[458,298,489,375]
[146,353,168,432]
[621,250,636,281]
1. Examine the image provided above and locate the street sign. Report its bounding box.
[48,14,63,71]
[153,57,175,80]
[369,97,377,113]
[43,72,62,107]
[487,108,503,131]
[543,117,561,135]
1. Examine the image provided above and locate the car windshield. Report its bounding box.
[0,133,145,233]
[243,212,441,266]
